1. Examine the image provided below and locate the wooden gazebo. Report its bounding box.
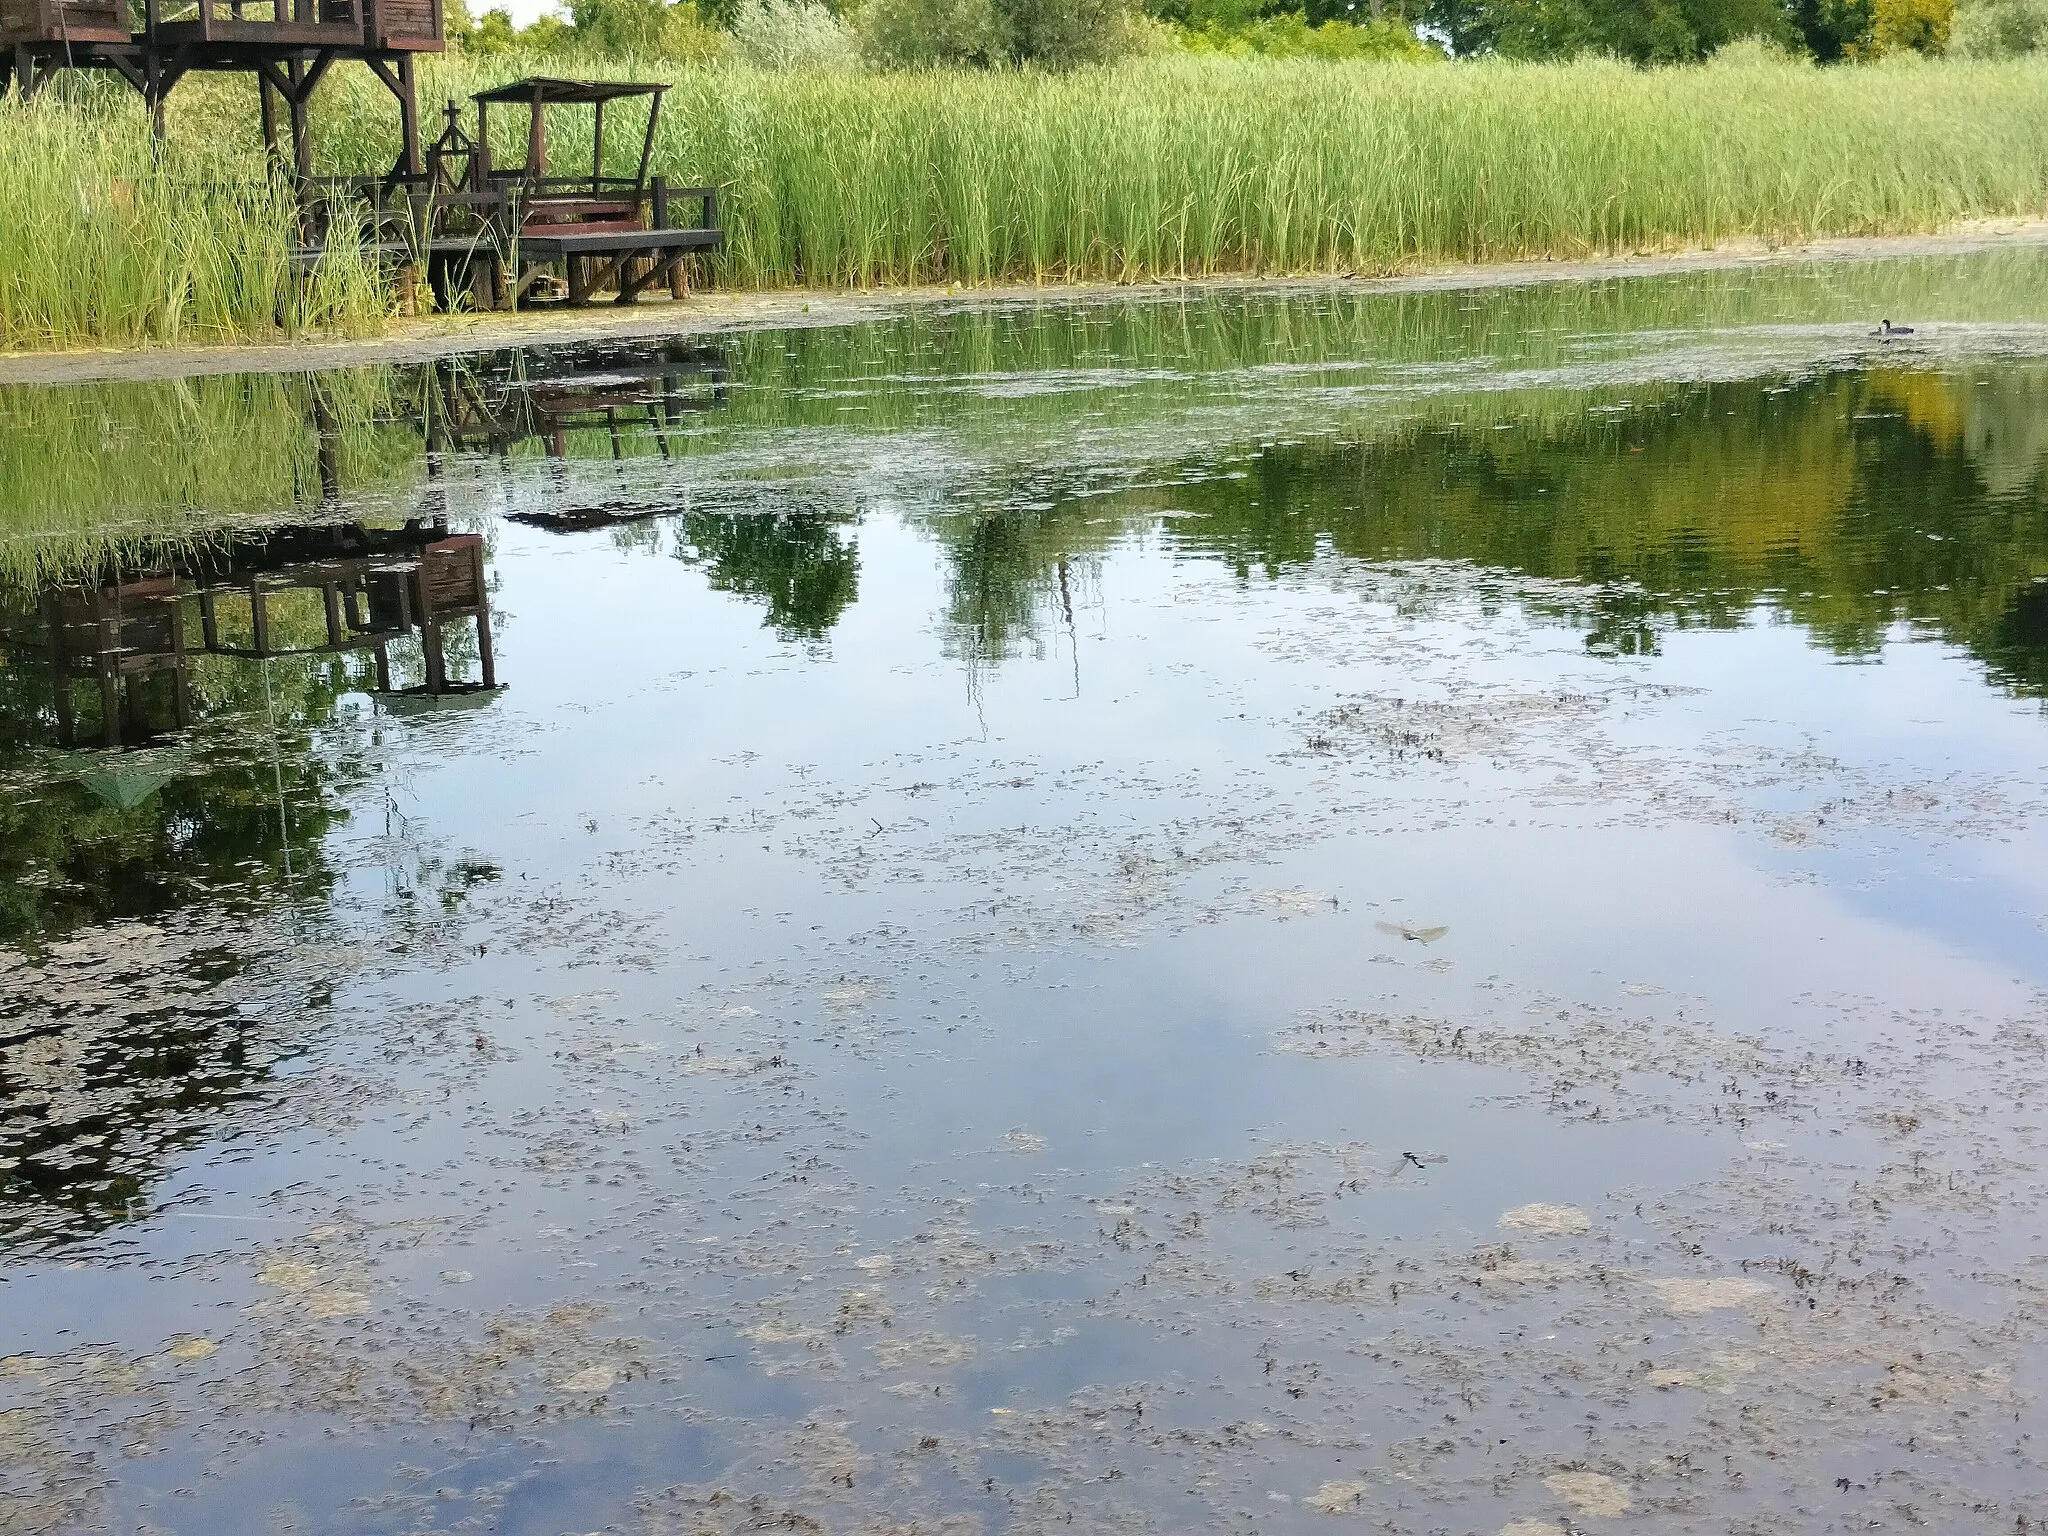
[467,77,722,306]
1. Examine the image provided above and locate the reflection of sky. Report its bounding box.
[378,506,2048,1111]
[12,298,2048,1530]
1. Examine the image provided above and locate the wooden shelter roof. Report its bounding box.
[472,77,667,105]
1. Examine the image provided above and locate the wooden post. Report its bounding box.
[525,83,545,185]
[414,567,444,693]
[471,542,495,689]
[592,96,605,193]
[168,601,191,731]
[259,69,283,166]
[288,59,314,186]
[396,54,421,178]
[250,584,272,656]
[637,89,662,204]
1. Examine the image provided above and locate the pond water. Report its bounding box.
[4,252,2048,1535]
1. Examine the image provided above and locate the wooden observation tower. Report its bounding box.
[2,0,445,180]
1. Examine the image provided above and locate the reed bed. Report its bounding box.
[305,52,2048,288]
[0,92,383,354]
[10,52,2048,341]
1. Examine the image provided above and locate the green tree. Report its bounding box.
[1790,0,1873,56]
[1952,0,2048,48]
[1423,0,1794,60]
[860,0,1136,65]
[570,0,673,49]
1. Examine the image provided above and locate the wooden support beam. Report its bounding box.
[526,83,546,183]
[617,246,691,305]
[104,53,149,97]
[366,54,424,180]
[470,541,495,689]
[288,57,313,185]
[259,68,282,165]
[396,54,421,178]
[637,90,662,203]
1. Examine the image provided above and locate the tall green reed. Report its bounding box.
[0,89,383,353]
[296,52,2048,289]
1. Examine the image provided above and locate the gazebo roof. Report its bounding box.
[472,77,667,106]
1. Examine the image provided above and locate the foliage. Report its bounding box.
[1952,0,2048,51]
[1867,0,1954,51]
[734,0,863,67]
[1175,13,1439,55]
[1422,0,1796,61]
[0,95,382,354]
[1418,0,1949,56]
[307,52,2048,288]
[677,511,861,640]
[1789,0,1872,57]
[858,0,1139,66]
[460,0,730,56]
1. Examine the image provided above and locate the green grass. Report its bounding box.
[303,51,2048,288]
[10,52,2048,349]
[0,90,384,354]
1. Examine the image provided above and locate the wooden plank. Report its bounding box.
[518,229,720,258]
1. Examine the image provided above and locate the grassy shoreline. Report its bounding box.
[5,54,2048,353]
[7,221,2047,385]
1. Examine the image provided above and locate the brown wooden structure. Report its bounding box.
[469,78,722,307]
[426,340,729,461]
[2,0,444,182]
[11,577,195,750]
[0,521,499,751]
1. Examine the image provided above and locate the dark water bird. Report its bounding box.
[1872,319,1916,339]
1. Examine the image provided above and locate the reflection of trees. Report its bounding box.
[1149,369,2048,697]
[0,532,505,1250]
[894,366,2048,697]
[921,507,1119,669]
[0,650,359,944]
[675,511,859,644]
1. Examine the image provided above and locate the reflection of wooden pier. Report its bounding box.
[427,340,729,462]
[27,578,195,750]
[0,522,497,750]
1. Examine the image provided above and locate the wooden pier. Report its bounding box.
[3,0,443,179]
[2,0,723,310]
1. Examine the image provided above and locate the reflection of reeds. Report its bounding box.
[0,368,420,590]
[0,93,382,352]
[296,54,2048,288]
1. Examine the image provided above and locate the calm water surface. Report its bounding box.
[4,252,2048,1534]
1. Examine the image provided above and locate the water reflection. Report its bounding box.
[1154,370,2048,692]
[4,260,2048,1528]
[426,339,728,470]
[0,521,498,753]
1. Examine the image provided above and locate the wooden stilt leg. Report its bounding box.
[472,544,495,690]
[288,59,313,187]
[260,71,283,167]
[397,54,422,179]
